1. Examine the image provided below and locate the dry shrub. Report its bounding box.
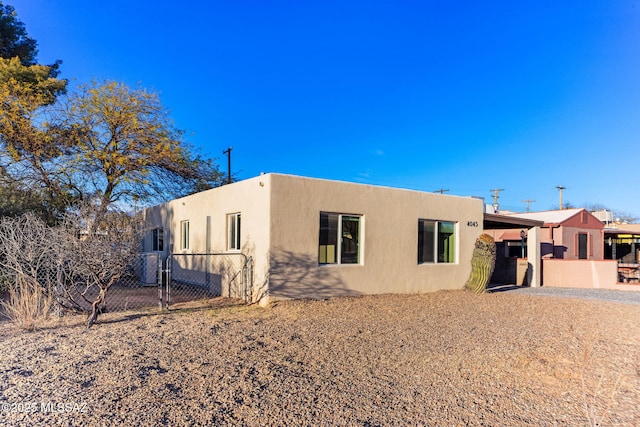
[58,202,142,327]
[0,207,142,329]
[581,344,625,427]
[0,214,58,330]
[0,277,53,331]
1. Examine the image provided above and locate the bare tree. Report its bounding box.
[0,203,142,328]
[58,202,142,327]
[0,213,59,329]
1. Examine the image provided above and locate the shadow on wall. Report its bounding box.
[266,249,361,300]
[553,245,568,259]
[541,242,554,257]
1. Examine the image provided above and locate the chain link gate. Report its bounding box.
[160,253,253,310]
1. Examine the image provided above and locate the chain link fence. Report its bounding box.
[1,251,253,321]
[0,214,254,328]
[58,253,162,314]
[103,252,253,312]
[164,253,252,308]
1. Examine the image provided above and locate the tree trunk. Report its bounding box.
[86,286,108,328]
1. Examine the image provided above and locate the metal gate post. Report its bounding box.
[158,254,163,310]
[165,257,171,310]
[244,256,253,303]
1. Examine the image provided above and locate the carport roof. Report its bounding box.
[483,213,543,230]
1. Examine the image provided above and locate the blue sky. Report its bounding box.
[12,1,640,216]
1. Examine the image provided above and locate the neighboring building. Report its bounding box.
[505,208,605,260]
[483,209,625,288]
[603,223,640,263]
[142,173,485,304]
[482,213,543,286]
[485,208,604,263]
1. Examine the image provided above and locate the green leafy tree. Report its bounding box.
[0,2,68,222]
[0,172,60,224]
[0,3,222,221]
[0,57,69,221]
[57,80,224,217]
[0,2,37,65]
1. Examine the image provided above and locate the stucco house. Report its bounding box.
[484,208,630,289]
[142,173,485,304]
[505,208,604,260]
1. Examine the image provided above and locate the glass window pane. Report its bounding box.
[236,214,241,250]
[319,213,338,264]
[438,221,455,263]
[153,229,158,251]
[341,215,360,264]
[152,228,164,251]
[418,220,435,263]
[228,213,241,250]
[229,215,236,249]
[181,221,189,250]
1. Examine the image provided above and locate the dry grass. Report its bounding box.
[581,343,626,427]
[0,279,53,331]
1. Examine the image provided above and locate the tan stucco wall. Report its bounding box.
[556,226,604,260]
[542,259,618,288]
[266,174,484,300]
[143,175,272,299]
[143,173,484,303]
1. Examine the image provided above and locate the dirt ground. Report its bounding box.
[1,290,639,426]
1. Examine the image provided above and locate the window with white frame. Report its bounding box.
[180,220,190,250]
[152,228,164,252]
[227,213,241,251]
[318,212,362,265]
[418,219,456,264]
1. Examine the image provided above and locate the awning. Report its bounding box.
[483,213,543,230]
[500,230,527,241]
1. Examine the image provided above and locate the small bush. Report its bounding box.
[0,278,53,331]
[581,344,625,427]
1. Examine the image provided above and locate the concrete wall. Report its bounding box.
[542,259,618,288]
[142,175,272,299]
[266,174,484,300]
[143,173,485,303]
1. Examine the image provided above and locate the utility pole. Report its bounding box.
[223,147,233,185]
[521,199,536,212]
[434,189,449,194]
[490,188,504,205]
[490,188,504,211]
[556,185,566,210]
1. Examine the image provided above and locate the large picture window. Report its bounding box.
[418,220,456,264]
[180,220,190,250]
[318,213,362,265]
[227,213,241,251]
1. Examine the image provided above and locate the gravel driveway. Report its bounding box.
[1,290,639,426]
[489,284,640,305]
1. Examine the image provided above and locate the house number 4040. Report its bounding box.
[467,221,479,227]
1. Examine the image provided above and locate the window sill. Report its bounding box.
[318,263,363,267]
